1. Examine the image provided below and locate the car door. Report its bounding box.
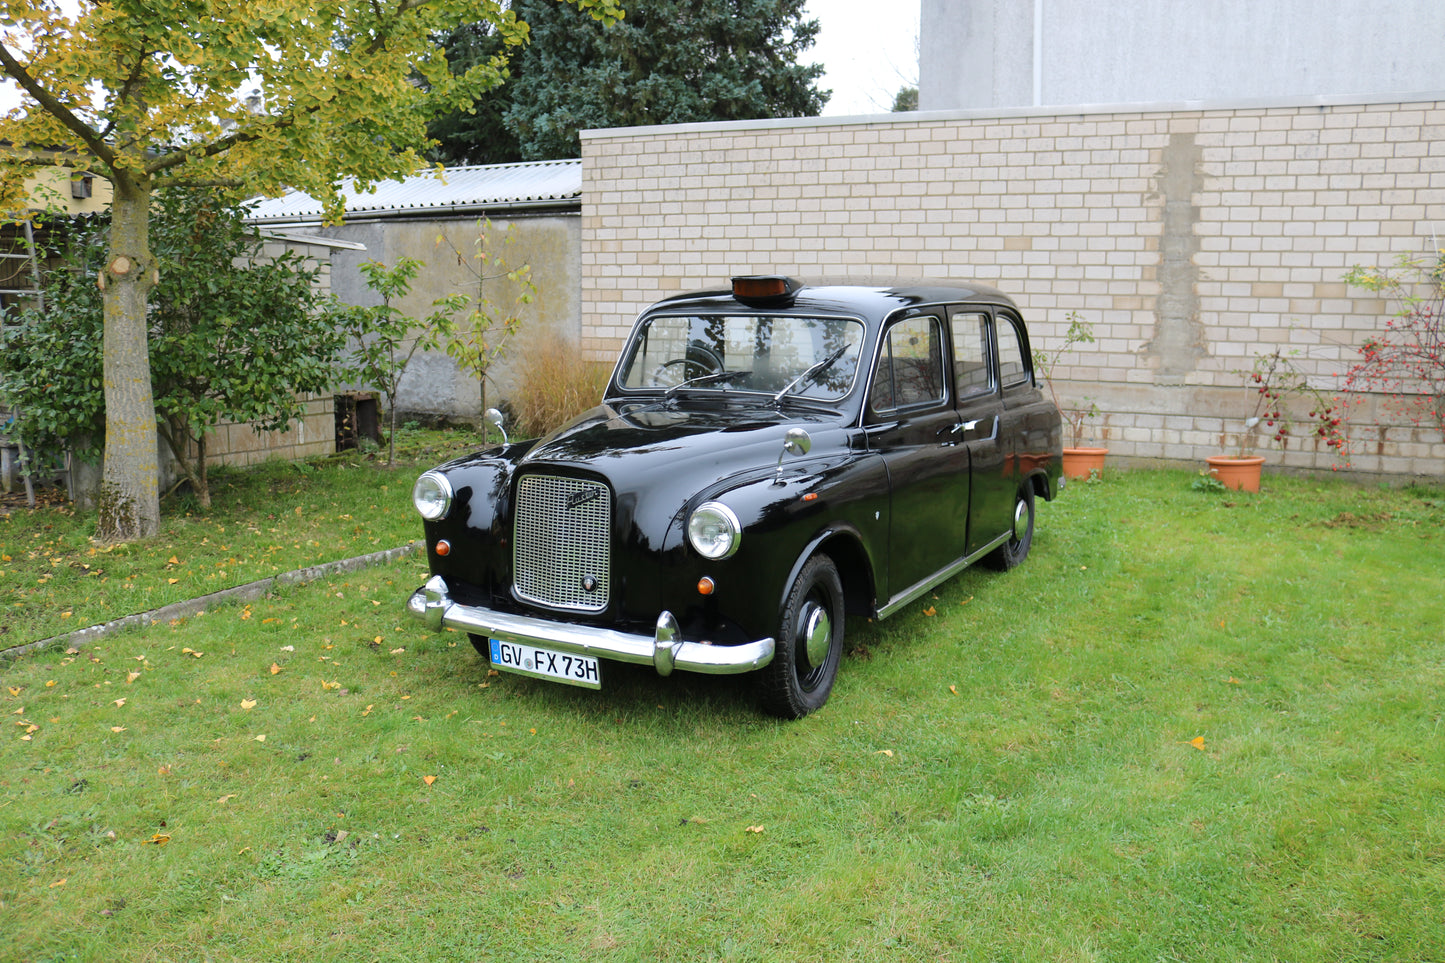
[864,311,969,599]
[949,307,1011,556]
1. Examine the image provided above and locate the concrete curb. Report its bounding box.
[1,541,425,661]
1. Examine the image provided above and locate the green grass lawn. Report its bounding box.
[2,465,1443,961]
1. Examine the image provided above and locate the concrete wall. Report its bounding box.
[921,0,1445,111]
[579,95,1445,481]
[310,213,582,424]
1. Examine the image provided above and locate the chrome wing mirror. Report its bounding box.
[484,407,509,446]
[774,426,812,482]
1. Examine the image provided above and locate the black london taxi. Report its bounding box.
[406,277,1063,717]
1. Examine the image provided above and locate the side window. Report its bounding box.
[997,314,1031,388]
[870,315,946,412]
[950,311,992,398]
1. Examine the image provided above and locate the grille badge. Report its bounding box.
[567,489,601,509]
[582,575,599,593]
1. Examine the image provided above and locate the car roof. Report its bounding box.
[646,277,1018,320]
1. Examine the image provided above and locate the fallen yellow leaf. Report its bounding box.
[45,680,56,688]
[241,698,257,710]
[167,578,179,585]
[922,606,937,617]
[254,734,266,742]
[110,726,127,733]
[50,878,66,888]
[744,825,764,834]
[949,684,958,695]
[217,794,237,804]
[144,834,171,846]
[158,765,172,776]
[167,556,179,565]
[1188,736,1207,751]
[321,680,340,691]
[269,663,282,675]
[874,749,894,757]
[8,686,21,697]
[112,698,126,708]
[423,775,437,786]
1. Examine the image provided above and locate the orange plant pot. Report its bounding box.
[1062,446,1109,481]
[1205,455,1265,492]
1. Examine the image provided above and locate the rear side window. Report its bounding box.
[950,311,992,398]
[870,315,946,411]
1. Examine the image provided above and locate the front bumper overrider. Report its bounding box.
[405,575,775,677]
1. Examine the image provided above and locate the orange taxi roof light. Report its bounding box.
[731,275,802,304]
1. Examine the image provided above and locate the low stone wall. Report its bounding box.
[580,94,1445,481]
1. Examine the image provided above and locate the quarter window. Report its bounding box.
[997,314,1031,388]
[870,315,946,411]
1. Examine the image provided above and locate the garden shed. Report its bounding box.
[248,159,585,428]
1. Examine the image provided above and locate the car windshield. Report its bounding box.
[615,314,866,401]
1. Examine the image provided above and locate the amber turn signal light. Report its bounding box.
[697,576,716,596]
[434,540,451,557]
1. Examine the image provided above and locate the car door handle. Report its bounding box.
[960,416,999,441]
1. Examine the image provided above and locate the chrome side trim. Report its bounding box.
[406,575,774,676]
[876,531,1011,620]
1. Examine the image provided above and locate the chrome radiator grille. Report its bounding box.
[513,474,611,613]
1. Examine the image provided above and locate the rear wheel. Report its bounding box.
[760,554,844,719]
[986,483,1035,571]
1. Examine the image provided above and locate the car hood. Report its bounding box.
[514,401,850,544]
[522,401,842,473]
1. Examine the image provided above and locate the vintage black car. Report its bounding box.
[406,277,1063,717]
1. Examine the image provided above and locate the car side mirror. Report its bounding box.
[775,427,812,482]
[485,407,509,446]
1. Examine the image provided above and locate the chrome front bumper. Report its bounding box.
[405,575,775,677]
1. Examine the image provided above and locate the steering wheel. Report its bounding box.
[651,345,724,387]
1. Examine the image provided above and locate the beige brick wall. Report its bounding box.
[581,96,1445,480]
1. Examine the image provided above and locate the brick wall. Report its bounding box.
[580,96,1445,480]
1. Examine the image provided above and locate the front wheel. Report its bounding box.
[760,554,845,719]
[985,483,1035,571]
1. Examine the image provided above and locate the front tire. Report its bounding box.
[760,554,844,719]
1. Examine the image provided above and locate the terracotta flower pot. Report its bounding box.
[1062,446,1109,481]
[1205,455,1265,492]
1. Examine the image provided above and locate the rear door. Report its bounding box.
[948,307,1010,556]
[864,312,969,598]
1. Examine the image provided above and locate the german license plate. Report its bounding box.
[489,638,602,690]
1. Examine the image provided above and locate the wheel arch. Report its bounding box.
[780,526,877,622]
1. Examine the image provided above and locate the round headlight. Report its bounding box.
[412,471,454,521]
[687,502,741,559]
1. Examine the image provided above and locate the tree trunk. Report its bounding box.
[96,180,161,542]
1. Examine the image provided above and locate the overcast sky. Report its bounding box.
[805,0,921,116]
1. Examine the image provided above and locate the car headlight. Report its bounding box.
[687,502,741,559]
[412,471,454,521]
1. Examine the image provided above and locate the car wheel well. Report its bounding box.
[814,532,874,618]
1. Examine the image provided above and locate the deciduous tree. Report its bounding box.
[430,0,826,163]
[0,0,619,541]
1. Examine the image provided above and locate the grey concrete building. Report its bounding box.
[920,0,1445,111]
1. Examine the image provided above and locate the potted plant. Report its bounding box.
[1033,312,1108,480]
[1208,347,1345,492]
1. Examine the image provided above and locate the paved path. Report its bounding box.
[2,541,424,660]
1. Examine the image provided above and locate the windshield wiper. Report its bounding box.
[772,345,849,403]
[664,369,746,397]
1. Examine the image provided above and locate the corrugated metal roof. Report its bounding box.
[246,159,582,223]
